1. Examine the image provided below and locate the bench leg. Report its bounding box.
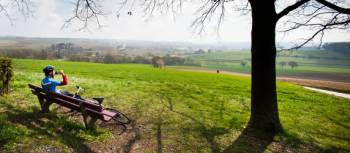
[80,104,98,130]
[87,117,98,130]
[42,101,53,113]
[37,96,52,113]
[82,114,98,130]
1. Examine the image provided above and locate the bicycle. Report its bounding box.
[71,85,131,125]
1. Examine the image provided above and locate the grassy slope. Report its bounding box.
[189,50,350,75]
[0,59,349,152]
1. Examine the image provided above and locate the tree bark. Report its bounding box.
[248,0,283,134]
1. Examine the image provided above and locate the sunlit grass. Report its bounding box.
[0,59,348,152]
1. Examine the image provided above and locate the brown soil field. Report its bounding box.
[176,68,350,94]
[280,73,350,83]
[278,77,350,93]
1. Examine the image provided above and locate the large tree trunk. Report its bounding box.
[247,0,282,134]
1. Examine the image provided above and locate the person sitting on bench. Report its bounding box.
[41,65,68,94]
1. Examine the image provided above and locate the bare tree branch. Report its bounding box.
[190,0,245,35]
[277,0,311,20]
[276,0,350,50]
[13,0,33,17]
[315,0,350,14]
[0,0,33,23]
[2,0,349,51]
[0,3,13,23]
[287,13,350,50]
[278,11,338,32]
[191,0,223,34]
[62,0,105,30]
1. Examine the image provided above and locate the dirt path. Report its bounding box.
[304,87,350,100]
[176,68,350,94]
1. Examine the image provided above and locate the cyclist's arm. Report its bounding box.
[60,74,68,86]
[49,74,67,86]
[50,79,61,86]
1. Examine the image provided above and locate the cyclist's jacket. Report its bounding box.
[41,75,68,93]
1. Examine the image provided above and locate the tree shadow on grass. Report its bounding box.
[122,120,141,153]
[0,102,100,153]
[156,93,345,153]
[327,116,350,130]
[119,98,143,153]
[154,113,163,153]
[223,127,274,153]
[156,93,272,153]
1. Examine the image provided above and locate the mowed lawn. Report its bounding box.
[0,59,349,153]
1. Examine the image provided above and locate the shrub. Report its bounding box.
[0,57,14,95]
[278,61,286,69]
[240,61,247,67]
[288,61,298,69]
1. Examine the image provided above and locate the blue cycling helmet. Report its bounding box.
[43,65,55,76]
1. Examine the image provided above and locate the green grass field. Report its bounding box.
[0,59,349,152]
[189,50,350,76]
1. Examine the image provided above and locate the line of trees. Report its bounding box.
[278,61,298,69]
[323,42,350,55]
[277,54,341,60]
[0,48,58,60]
[0,48,199,66]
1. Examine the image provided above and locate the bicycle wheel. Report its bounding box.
[105,108,131,124]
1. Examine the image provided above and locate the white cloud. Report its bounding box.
[0,0,64,37]
[0,0,348,43]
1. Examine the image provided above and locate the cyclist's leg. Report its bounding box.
[62,91,74,97]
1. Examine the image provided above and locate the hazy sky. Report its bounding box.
[0,0,349,43]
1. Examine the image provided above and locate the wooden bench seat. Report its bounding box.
[28,84,119,129]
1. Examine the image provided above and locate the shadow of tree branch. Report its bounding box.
[223,127,274,153]
[1,102,97,153]
[158,93,273,153]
